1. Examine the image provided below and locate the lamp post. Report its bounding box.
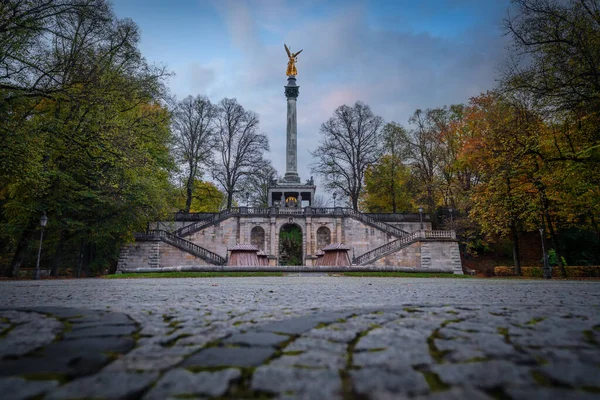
[245,191,250,207]
[539,226,551,279]
[333,192,337,208]
[34,212,48,280]
[418,207,424,230]
[449,207,454,226]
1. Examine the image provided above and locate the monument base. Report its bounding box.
[281,173,301,183]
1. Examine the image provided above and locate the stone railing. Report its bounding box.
[136,230,226,265]
[246,207,270,215]
[365,213,428,223]
[425,230,456,239]
[174,212,216,221]
[277,208,304,215]
[173,209,240,238]
[342,208,409,237]
[311,207,336,215]
[353,230,456,265]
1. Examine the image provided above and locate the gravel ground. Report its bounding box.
[0,276,599,399]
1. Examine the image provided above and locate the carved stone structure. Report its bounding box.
[117,68,464,274]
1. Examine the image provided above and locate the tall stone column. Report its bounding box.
[283,76,300,183]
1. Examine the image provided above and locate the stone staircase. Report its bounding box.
[341,208,409,238]
[353,230,455,266]
[131,208,417,268]
[173,209,240,238]
[135,230,226,265]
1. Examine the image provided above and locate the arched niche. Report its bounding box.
[317,226,331,250]
[250,226,266,251]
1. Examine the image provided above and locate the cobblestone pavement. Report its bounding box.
[1,277,599,399]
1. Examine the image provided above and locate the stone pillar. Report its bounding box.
[270,216,276,257]
[283,76,300,183]
[239,217,246,244]
[305,215,312,257]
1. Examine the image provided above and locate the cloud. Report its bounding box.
[194,0,510,192]
[187,63,216,93]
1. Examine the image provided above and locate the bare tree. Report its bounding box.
[404,109,445,226]
[311,101,384,211]
[171,95,217,212]
[212,98,269,209]
[242,159,278,207]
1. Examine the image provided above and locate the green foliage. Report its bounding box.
[172,180,225,213]
[0,0,174,276]
[547,249,567,267]
[279,225,303,266]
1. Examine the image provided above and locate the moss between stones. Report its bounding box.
[583,330,597,345]
[184,365,234,373]
[366,347,386,353]
[427,320,464,363]
[282,350,304,356]
[526,317,546,326]
[339,326,380,399]
[426,329,451,363]
[420,370,451,392]
[497,327,511,344]
[0,323,15,339]
[531,370,572,388]
[161,333,192,348]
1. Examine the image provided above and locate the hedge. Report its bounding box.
[494,266,600,278]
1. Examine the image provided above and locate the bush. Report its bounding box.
[494,266,600,278]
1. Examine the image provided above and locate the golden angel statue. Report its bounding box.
[284,44,303,76]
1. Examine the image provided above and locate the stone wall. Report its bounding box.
[373,240,463,274]
[159,242,211,268]
[117,241,159,271]
[387,221,431,233]
[341,218,393,258]
[188,217,240,258]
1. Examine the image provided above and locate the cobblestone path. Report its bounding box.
[1,277,599,399]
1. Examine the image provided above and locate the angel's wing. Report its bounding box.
[293,49,303,57]
[284,44,291,58]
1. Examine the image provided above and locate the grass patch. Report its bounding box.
[340,272,471,278]
[104,272,285,279]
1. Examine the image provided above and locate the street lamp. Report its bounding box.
[418,207,424,230]
[449,207,454,226]
[245,191,250,207]
[34,211,48,280]
[539,226,551,279]
[332,192,337,208]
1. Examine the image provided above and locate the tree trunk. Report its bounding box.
[510,221,521,276]
[4,220,37,277]
[351,195,359,211]
[185,173,194,213]
[50,236,65,277]
[227,191,234,209]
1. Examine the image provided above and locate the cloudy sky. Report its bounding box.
[112,0,512,196]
